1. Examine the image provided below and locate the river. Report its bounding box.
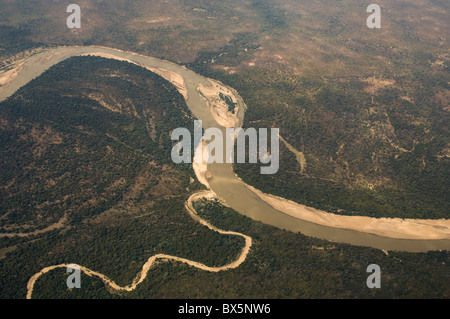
[1,46,449,252]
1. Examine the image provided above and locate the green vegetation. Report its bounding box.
[227,68,450,219]
[0,56,196,230]
[0,0,448,298]
[27,200,450,298]
[180,1,449,219]
[1,1,447,218]
[187,28,449,219]
[219,92,238,113]
[0,57,244,298]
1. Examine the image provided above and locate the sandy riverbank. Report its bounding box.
[193,139,212,189]
[0,61,26,94]
[243,181,450,240]
[196,79,241,128]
